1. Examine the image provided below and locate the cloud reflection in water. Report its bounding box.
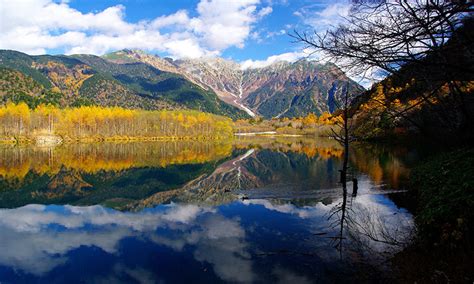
[0,195,413,283]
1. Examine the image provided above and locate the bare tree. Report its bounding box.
[326,84,355,258]
[294,0,473,77]
[293,0,474,138]
[331,85,355,184]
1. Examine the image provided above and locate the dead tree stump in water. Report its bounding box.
[352,178,358,197]
[339,170,346,184]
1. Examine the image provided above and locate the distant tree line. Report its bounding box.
[234,112,342,135]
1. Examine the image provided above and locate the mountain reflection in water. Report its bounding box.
[0,137,417,283]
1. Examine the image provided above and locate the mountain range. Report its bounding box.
[0,49,364,118]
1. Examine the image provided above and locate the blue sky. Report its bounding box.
[0,0,352,66]
[64,0,346,61]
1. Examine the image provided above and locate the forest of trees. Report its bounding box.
[0,102,234,140]
[0,101,345,142]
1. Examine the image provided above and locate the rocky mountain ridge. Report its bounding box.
[105,50,364,118]
[103,49,365,118]
[0,48,364,119]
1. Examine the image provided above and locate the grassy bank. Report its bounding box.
[411,148,474,246]
[393,148,474,282]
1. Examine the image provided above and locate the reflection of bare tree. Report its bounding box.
[326,83,354,258]
[328,181,349,259]
[326,81,413,258]
[328,183,414,261]
[349,205,412,248]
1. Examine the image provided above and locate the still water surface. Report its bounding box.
[0,137,417,283]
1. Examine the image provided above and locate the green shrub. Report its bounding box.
[411,148,474,246]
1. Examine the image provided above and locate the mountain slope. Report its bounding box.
[0,67,44,98]
[79,73,174,110]
[106,50,364,118]
[242,61,363,118]
[0,50,52,88]
[175,57,250,114]
[0,50,247,118]
[103,50,254,116]
[74,54,246,117]
[0,67,67,107]
[0,49,363,119]
[175,58,364,118]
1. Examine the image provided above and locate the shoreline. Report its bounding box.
[234,131,303,137]
[0,134,234,146]
[1,132,316,145]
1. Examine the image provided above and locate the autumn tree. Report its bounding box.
[0,102,30,136]
[34,104,59,134]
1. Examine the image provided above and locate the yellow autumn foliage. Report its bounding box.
[0,103,234,140]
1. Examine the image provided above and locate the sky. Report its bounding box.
[0,0,353,68]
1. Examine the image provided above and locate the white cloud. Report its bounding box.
[264,28,286,39]
[242,199,331,219]
[191,0,261,50]
[312,3,351,28]
[162,203,214,223]
[258,6,273,17]
[273,266,312,284]
[240,51,302,69]
[240,48,319,69]
[250,31,261,41]
[0,0,270,58]
[150,10,190,29]
[0,1,133,35]
[295,2,351,32]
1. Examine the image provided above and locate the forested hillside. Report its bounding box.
[0,50,248,119]
[349,18,474,142]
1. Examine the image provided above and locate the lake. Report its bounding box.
[0,137,418,283]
